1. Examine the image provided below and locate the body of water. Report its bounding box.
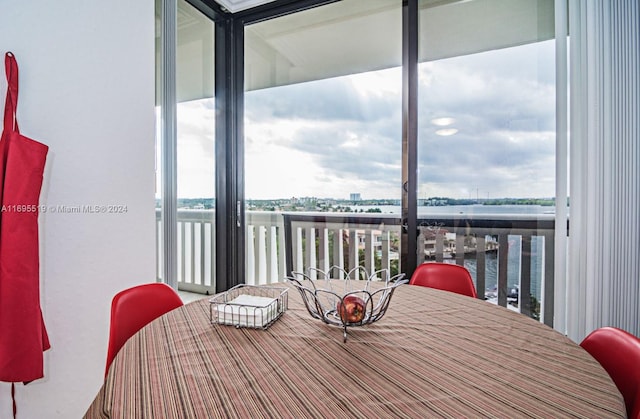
[462,237,544,302]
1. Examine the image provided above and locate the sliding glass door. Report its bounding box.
[417,0,557,322]
[243,0,403,283]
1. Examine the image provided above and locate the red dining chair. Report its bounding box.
[105,283,183,377]
[580,327,640,418]
[409,262,477,298]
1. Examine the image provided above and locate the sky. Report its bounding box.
[163,39,556,201]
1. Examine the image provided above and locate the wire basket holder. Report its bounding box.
[209,284,288,329]
[286,266,407,342]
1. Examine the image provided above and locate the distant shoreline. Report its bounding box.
[167,197,558,215]
[346,204,555,216]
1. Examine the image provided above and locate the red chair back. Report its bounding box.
[580,327,640,418]
[105,283,183,377]
[409,262,477,298]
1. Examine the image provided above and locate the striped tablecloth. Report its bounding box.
[84,282,625,418]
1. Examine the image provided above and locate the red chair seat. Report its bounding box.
[105,283,183,377]
[580,326,640,418]
[409,262,477,298]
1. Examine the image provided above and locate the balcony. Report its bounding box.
[157,209,557,327]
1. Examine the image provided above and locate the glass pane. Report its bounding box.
[244,0,403,284]
[417,0,556,321]
[155,0,215,294]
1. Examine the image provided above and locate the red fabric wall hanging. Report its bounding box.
[0,51,50,383]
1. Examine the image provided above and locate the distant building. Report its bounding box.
[350,193,361,201]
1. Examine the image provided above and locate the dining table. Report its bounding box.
[84,281,626,418]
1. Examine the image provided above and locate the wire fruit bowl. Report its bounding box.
[286,266,407,342]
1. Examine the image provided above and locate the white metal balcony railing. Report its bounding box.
[156,209,557,327]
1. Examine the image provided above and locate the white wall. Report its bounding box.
[0,0,156,417]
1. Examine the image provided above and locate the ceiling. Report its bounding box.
[245,0,554,91]
[167,0,555,102]
[213,0,278,13]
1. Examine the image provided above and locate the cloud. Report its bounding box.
[414,41,556,198]
[185,39,557,200]
[161,100,216,198]
[246,74,399,123]
[244,67,405,199]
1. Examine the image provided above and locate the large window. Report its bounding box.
[156,1,562,327]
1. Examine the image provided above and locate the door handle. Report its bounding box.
[236,200,241,227]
